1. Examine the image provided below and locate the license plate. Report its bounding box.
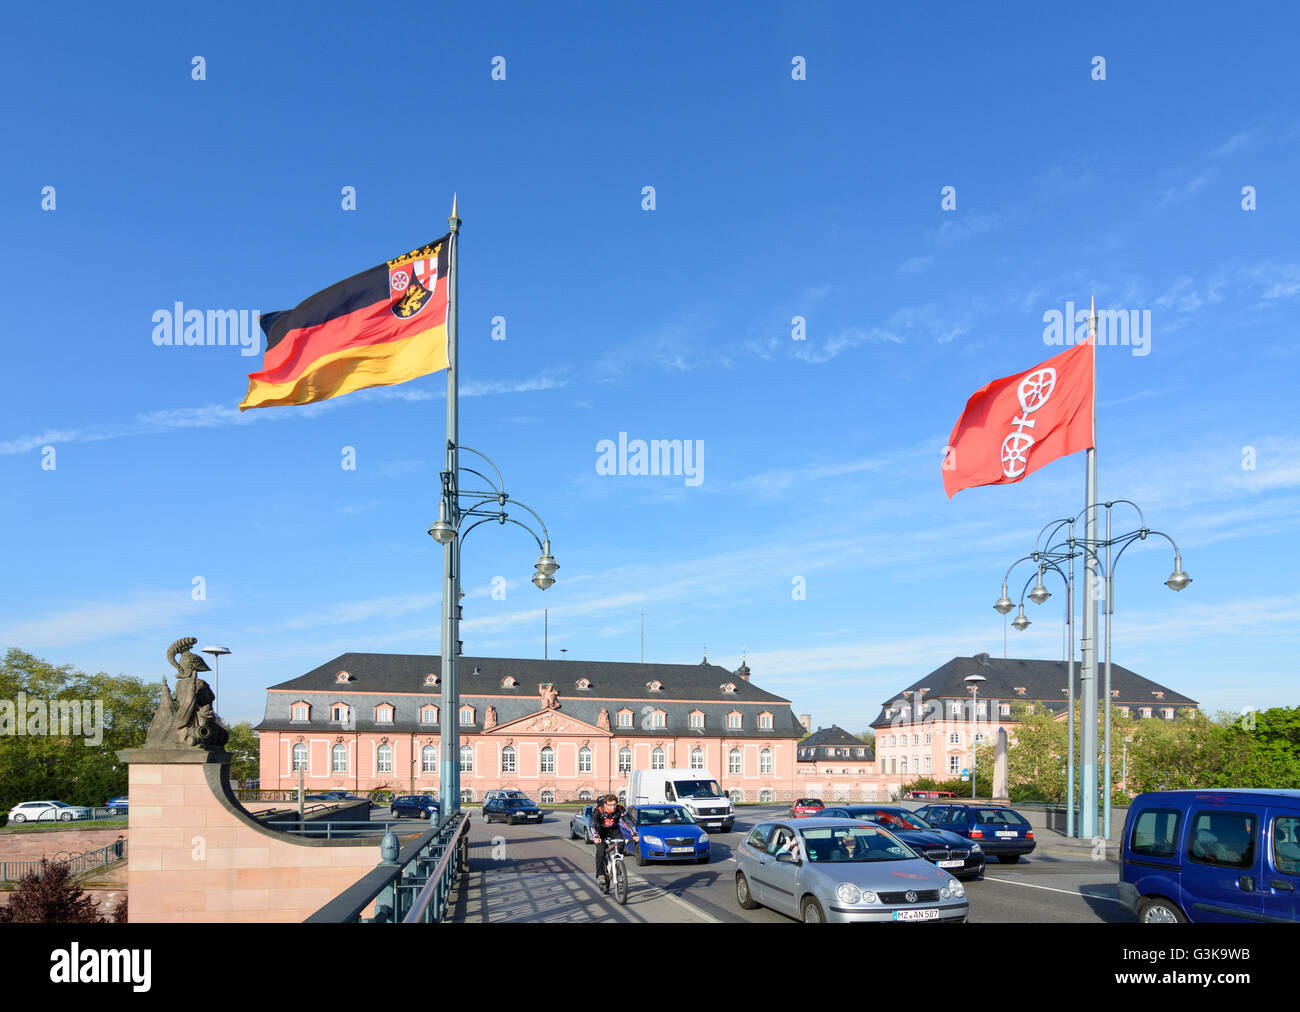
[996,831,1018,838]
[671,846,694,853]
[938,859,964,868]
[893,908,939,921]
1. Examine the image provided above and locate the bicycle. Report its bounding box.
[597,835,629,904]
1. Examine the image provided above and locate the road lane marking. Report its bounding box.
[982,876,1122,903]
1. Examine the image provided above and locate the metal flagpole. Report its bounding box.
[440,195,462,818]
[1066,523,1076,838]
[1080,296,1100,840]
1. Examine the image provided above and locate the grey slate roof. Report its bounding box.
[797,725,874,763]
[256,652,803,739]
[869,654,1198,728]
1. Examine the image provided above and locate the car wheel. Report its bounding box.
[12,814,25,823]
[60,812,73,821]
[1137,897,1187,923]
[507,815,515,825]
[800,896,826,923]
[570,823,577,839]
[736,873,759,909]
[998,854,1021,864]
[635,848,647,867]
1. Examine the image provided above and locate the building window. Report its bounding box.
[651,710,666,729]
[924,733,932,745]
[578,747,592,773]
[501,746,516,774]
[332,744,347,773]
[292,743,307,771]
[760,748,772,775]
[541,747,555,774]
[727,713,741,730]
[900,757,908,774]
[375,705,393,724]
[690,712,704,729]
[1140,707,1152,719]
[460,788,473,803]
[647,680,662,692]
[949,756,960,774]
[759,790,773,803]
[459,746,473,772]
[950,702,962,717]
[976,702,987,717]
[924,756,931,775]
[890,735,896,746]
[975,733,986,744]
[332,704,349,723]
[617,710,633,728]
[652,748,666,771]
[576,678,591,690]
[578,789,592,801]
[856,748,865,757]
[949,732,960,744]
[421,706,438,724]
[460,707,474,726]
[422,746,437,773]
[728,749,742,775]
[1000,704,1011,716]
[1120,706,1130,718]
[540,789,554,804]
[691,747,704,770]
[618,748,632,774]
[1163,708,1175,720]
[292,704,308,722]
[501,676,518,688]
[759,714,772,730]
[890,758,897,774]
[376,744,392,773]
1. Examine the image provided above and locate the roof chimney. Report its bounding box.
[799,713,811,732]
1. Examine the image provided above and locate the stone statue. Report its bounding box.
[992,727,1010,801]
[538,683,560,710]
[144,637,229,750]
[484,705,498,729]
[597,707,610,731]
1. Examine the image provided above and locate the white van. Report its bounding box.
[625,769,735,832]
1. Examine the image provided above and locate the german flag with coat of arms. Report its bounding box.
[240,235,450,410]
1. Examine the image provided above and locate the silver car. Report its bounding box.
[734,817,969,923]
[570,804,596,844]
[6,800,92,823]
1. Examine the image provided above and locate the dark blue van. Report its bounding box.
[1120,789,1300,923]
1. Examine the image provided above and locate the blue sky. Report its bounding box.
[2,3,1297,734]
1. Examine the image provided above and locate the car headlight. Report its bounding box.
[643,835,663,847]
[699,832,709,843]
[859,890,878,904]
[940,885,951,900]
[836,883,862,904]
[970,842,982,852]
[949,881,965,899]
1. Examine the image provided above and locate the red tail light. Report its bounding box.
[1026,830,1034,839]
[970,829,984,839]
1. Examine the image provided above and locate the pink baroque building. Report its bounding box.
[255,653,809,803]
[869,653,1198,783]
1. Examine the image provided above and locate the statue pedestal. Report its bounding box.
[116,747,384,922]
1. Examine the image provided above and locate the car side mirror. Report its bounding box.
[776,851,798,864]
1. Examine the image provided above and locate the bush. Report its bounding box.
[1009,784,1055,803]
[0,860,108,924]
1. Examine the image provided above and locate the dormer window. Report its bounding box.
[375,704,394,724]
[758,712,772,730]
[1014,687,1027,695]
[1163,708,1175,719]
[424,673,438,687]
[331,703,350,723]
[420,705,438,725]
[720,683,736,693]
[501,676,518,688]
[727,712,742,730]
[460,706,475,726]
[617,708,633,728]
[576,678,591,690]
[291,702,310,722]
[689,711,705,729]
[1140,707,1153,719]
[336,671,352,683]
[1153,691,1165,699]
[647,680,662,692]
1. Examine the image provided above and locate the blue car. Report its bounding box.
[1120,789,1300,923]
[389,795,440,819]
[819,804,986,880]
[621,804,710,866]
[914,804,1036,863]
[482,797,544,824]
[105,796,129,815]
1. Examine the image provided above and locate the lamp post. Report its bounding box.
[964,674,986,798]
[429,443,558,818]
[997,502,1189,837]
[200,646,230,715]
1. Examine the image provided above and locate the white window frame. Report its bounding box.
[540,747,555,774]
[459,745,473,772]
[501,746,516,774]
[376,744,393,773]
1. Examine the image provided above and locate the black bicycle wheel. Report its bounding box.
[613,859,628,904]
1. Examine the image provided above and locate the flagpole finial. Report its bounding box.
[449,193,460,232]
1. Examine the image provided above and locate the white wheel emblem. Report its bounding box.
[391,270,410,292]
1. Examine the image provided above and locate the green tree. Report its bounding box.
[224,721,260,786]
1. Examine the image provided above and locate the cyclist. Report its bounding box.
[589,793,636,893]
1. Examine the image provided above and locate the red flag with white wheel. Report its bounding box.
[942,337,1095,498]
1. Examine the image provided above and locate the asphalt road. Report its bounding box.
[464,803,1135,923]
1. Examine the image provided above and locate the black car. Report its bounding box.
[389,795,440,819]
[914,804,1036,863]
[819,804,986,880]
[482,797,544,825]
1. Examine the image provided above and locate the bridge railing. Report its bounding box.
[0,840,128,882]
[304,812,470,923]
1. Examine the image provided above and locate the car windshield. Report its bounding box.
[506,800,534,808]
[975,809,1028,825]
[800,826,914,863]
[671,780,722,799]
[637,806,696,826]
[797,800,822,807]
[854,809,930,830]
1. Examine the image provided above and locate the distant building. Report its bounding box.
[255,653,806,803]
[870,653,1198,781]
[794,725,880,801]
